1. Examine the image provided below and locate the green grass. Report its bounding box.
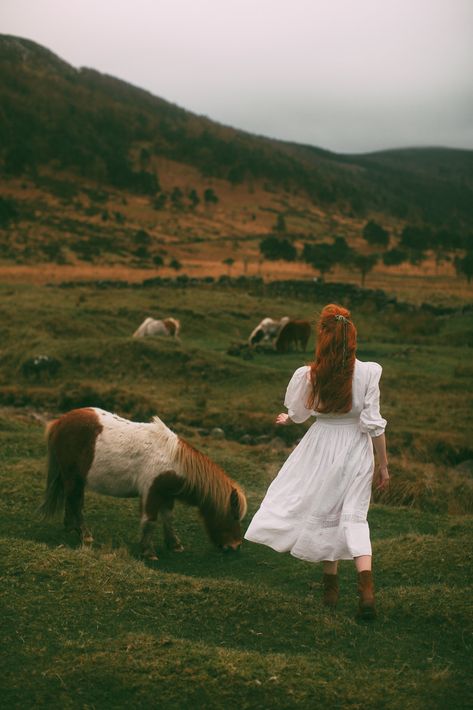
[0,280,472,708]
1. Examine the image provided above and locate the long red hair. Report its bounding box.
[307,304,357,413]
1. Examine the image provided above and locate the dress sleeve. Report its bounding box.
[359,363,387,438]
[284,366,315,423]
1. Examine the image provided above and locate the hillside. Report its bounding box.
[1,33,473,226]
[1,34,473,307]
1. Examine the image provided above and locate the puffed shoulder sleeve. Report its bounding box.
[284,366,315,423]
[360,363,387,438]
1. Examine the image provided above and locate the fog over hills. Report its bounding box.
[1,34,473,229]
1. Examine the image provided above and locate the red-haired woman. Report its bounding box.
[244,304,389,619]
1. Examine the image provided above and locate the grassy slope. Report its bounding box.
[1,281,472,709]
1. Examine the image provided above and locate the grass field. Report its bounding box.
[1,278,472,709]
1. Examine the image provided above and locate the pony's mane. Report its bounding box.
[151,416,247,519]
[176,440,247,519]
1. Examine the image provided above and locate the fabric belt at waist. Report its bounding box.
[315,418,359,427]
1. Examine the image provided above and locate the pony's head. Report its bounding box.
[173,436,247,551]
[203,487,247,552]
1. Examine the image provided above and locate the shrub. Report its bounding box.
[21,355,62,380]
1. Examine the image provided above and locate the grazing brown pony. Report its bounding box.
[39,408,247,560]
[275,319,311,353]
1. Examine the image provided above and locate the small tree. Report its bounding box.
[275,214,287,233]
[351,253,378,287]
[204,188,219,205]
[455,251,473,284]
[260,236,297,261]
[382,248,407,267]
[170,187,184,210]
[222,257,235,275]
[302,243,337,279]
[188,189,200,209]
[400,225,431,251]
[169,258,182,271]
[134,229,151,246]
[153,193,167,210]
[332,236,353,265]
[362,220,390,248]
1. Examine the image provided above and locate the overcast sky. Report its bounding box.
[1,0,472,153]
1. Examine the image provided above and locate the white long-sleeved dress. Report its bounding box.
[244,359,387,562]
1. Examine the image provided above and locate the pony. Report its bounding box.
[133,317,180,339]
[39,408,247,560]
[248,316,289,348]
[275,319,311,353]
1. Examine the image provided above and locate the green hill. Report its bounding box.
[1,34,473,230]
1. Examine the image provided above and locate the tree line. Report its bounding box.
[259,216,473,285]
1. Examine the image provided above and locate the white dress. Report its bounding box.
[244,359,387,562]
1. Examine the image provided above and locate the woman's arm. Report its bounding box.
[372,433,389,490]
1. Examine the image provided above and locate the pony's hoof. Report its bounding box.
[357,603,377,621]
[82,535,94,545]
[142,552,159,562]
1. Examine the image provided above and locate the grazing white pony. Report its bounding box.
[133,317,180,338]
[39,408,247,560]
[248,316,290,347]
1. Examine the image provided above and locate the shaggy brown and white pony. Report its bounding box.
[39,408,247,560]
[248,317,289,348]
[133,317,180,339]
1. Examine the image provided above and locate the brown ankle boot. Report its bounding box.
[357,570,376,619]
[322,573,339,608]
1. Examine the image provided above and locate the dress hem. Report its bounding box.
[244,533,372,563]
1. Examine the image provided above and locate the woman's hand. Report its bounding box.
[275,413,291,426]
[375,465,390,491]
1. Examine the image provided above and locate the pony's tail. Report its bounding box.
[37,421,64,519]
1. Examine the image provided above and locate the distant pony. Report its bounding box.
[248,317,289,348]
[133,317,180,338]
[275,320,311,353]
[39,408,247,560]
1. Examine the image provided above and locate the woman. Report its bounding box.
[244,304,389,619]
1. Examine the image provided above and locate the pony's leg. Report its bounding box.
[161,500,184,552]
[141,472,184,559]
[140,494,159,560]
[63,473,93,544]
[140,517,158,560]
